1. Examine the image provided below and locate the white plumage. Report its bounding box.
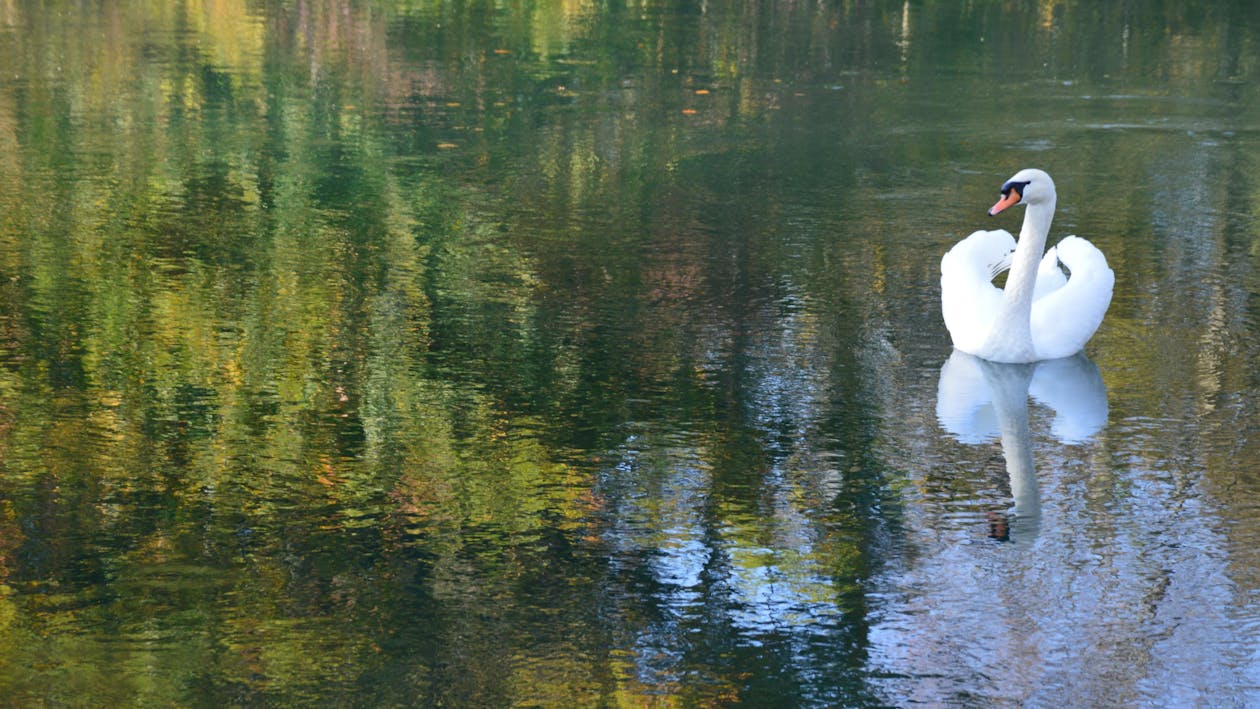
[940,169,1113,363]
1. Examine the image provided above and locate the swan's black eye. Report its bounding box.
[1001,180,1030,199]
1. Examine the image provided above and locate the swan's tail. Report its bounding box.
[1034,246,1067,300]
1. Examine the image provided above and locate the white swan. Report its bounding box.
[940,169,1114,363]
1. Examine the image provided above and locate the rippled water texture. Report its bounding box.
[3,1,1260,705]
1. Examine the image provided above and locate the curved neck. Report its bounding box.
[984,197,1055,360]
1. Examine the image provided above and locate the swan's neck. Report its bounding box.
[985,197,1055,361]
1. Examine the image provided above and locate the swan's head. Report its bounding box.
[988,168,1055,216]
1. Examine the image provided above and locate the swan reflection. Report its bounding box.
[936,350,1108,541]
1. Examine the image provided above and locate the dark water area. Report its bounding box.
[3,0,1260,705]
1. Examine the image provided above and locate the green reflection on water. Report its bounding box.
[1,0,1260,705]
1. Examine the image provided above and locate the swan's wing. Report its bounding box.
[941,229,1015,353]
[1030,236,1115,360]
[1033,246,1068,300]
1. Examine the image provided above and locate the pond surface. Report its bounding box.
[2,0,1260,705]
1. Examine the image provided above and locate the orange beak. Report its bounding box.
[988,189,1022,216]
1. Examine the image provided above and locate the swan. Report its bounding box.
[940,169,1114,363]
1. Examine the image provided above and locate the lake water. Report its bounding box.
[2,1,1260,706]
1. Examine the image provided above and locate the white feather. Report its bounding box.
[940,170,1113,363]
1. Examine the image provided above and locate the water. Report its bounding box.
[2,0,1260,705]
